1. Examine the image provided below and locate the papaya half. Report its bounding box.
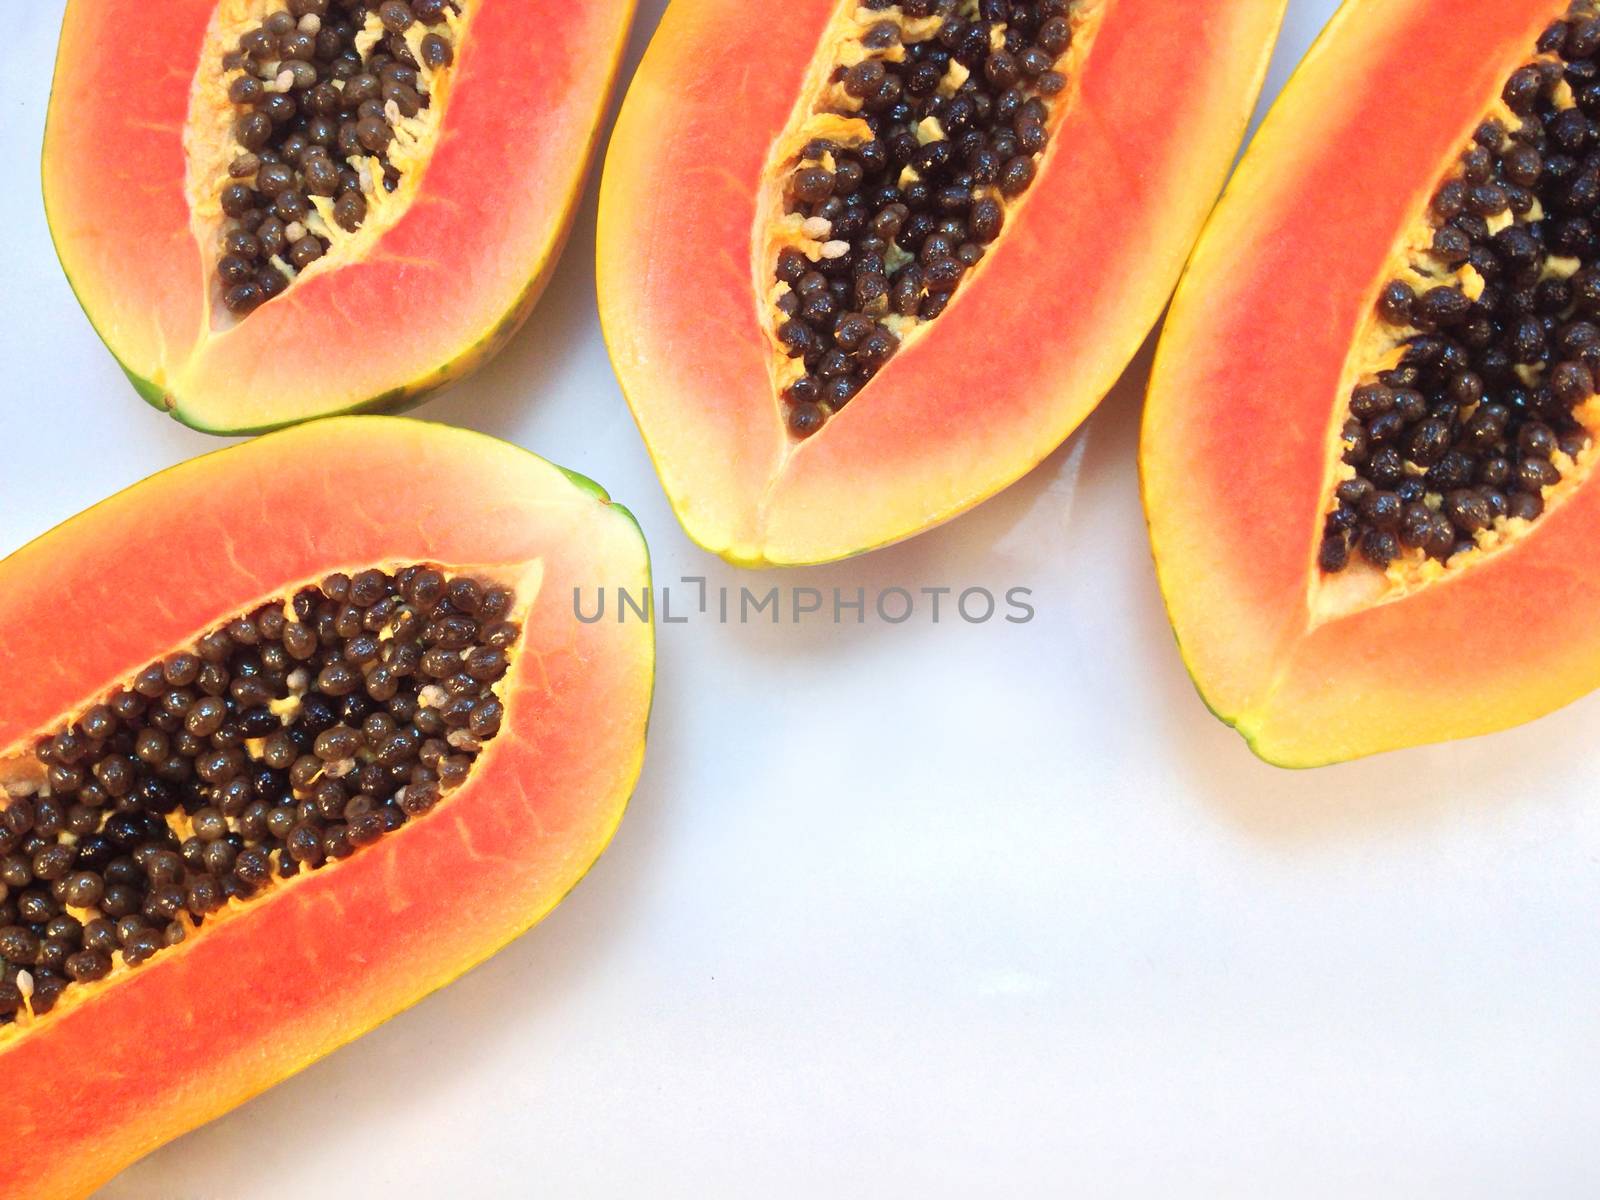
[1144,0,1600,766]
[597,0,1286,567]
[0,417,653,1196]
[41,0,636,434]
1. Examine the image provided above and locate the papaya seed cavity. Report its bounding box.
[200,0,464,320]
[0,565,517,1028]
[1318,0,1600,595]
[765,0,1082,439]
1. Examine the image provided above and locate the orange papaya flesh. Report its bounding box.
[1143,0,1600,766]
[0,417,653,1197]
[42,0,636,434]
[598,0,1286,567]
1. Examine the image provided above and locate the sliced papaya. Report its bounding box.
[42,0,636,434]
[0,417,653,1196]
[1143,0,1600,766]
[597,0,1285,566]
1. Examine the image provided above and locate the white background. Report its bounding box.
[5,1,1600,1196]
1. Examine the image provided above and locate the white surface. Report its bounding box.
[4,2,1600,1196]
